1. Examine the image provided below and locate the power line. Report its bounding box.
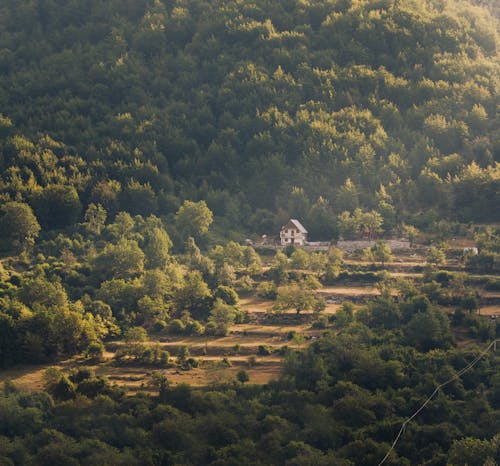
[378,339,499,466]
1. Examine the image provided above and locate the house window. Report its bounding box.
[291,230,294,236]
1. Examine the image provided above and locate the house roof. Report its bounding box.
[283,219,307,233]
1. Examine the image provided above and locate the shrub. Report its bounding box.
[185,320,204,336]
[85,341,104,362]
[214,285,239,305]
[152,320,167,332]
[204,321,218,336]
[247,356,257,367]
[258,345,272,356]
[312,315,329,329]
[168,319,186,335]
[257,281,277,299]
[485,278,500,291]
[237,370,249,383]
[186,358,199,368]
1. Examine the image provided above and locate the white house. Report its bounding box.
[280,219,308,246]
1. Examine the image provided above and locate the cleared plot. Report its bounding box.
[0,355,284,393]
[318,286,380,296]
[0,309,314,392]
[479,305,500,316]
[0,366,49,392]
[199,355,283,363]
[390,272,423,278]
[239,296,274,313]
[324,303,343,314]
[96,357,283,389]
[480,291,500,299]
[230,323,316,335]
[0,356,82,392]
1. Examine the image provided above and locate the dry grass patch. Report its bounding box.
[230,323,314,335]
[239,296,274,313]
[318,286,380,296]
[0,355,91,392]
[479,305,500,316]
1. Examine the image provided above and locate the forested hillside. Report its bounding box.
[0,1,500,465]
[0,0,498,239]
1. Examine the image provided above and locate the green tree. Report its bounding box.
[208,299,237,336]
[306,196,337,240]
[242,246,262,274]
[107,211,135,239]
[335,178,359,212]
[0,201,40,252]
[31,185,82,229]
[90,179,121,215]
[175,200,213,241]
[18,276,68,308]
[214,285,238,305]
[83,203,106,235]
[94,238,145,279]
[275,283,315,315]
[290,249,309,269]
[143,226,172,269]
[402,224,419,247]
[358,210,383,240]
[174,271,212,320]
[448,437,498,466]
[426,247,446,267]
[236,370,249,383]
[406,307,452,351]
[371,241,393,266]
[120,180,158,216]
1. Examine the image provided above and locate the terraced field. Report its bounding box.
[1,245,498,393]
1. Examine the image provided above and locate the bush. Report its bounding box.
[432,271,455,286]
[185,320,204,336]
[168,319,186,335]
[312,315,329,329]
[186,358,199,368]
[278,345,290,356]
[214,285,239,305]
[204,321,218,336]
[258,345,272,356]
[220,357,232,367]
[257,281,277,299]
[485,278,500,291]
[237,370,249,383]
[85,341,104,362]
[71,367,94,384]
[152,320,167,332]
[247,355,257,367]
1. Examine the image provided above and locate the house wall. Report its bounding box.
[280,228,307,246]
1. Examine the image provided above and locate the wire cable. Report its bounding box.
[378,339,499,466]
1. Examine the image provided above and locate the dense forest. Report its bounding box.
[0,0,499,464]
[0,319,499,465]
[0,0,498,239]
